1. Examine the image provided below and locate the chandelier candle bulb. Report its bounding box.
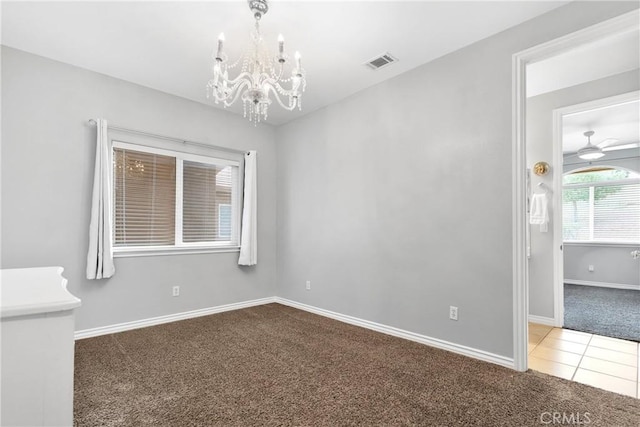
[278,34,284,55]
[216,33,225,59]
[295,51,301,69]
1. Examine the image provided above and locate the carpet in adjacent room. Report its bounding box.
[564,283,640,342]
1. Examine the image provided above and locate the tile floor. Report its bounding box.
[529,323,639,398]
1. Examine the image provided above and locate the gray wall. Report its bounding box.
[563,149,640,288]
[276,2,639,358]
[564,244,640,287]
[527,72,640,318]
[1,47,278,331]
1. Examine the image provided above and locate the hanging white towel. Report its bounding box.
[530,193,549,232]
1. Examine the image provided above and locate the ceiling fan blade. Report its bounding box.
[596,138,619,148]
[601,141,640,152]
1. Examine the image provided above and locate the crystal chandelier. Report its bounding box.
[206,0,307,124]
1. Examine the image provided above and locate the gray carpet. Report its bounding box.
[74,304,640,426]
[564,284,640,342]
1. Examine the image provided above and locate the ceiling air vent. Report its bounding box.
[364,53,398,70]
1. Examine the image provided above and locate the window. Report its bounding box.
[563,167,640,243]
[113,141,240,254]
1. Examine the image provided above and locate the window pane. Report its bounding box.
[562,187,590,241]
[218,204,232,238]
[563,168,636,185]
[183,161,237,243]
[594,183,640,242]
[113,148,176,246]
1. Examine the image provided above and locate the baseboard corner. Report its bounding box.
[274,297,514,370]
[528,314,556,327]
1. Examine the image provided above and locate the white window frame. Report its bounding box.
[112,140,242,257]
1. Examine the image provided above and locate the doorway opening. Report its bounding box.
[512,9,639,375]
[557,96,640,342]
[513,9,639,398]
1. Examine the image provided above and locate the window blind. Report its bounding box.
[593,183,640,242]
[113,148,176,246]
[182,161,238,243]
[563,182,640,243]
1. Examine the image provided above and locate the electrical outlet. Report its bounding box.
[449,306,458,321]
[305,280,311,291]
[172,286,180,297]
[588,265,595,272]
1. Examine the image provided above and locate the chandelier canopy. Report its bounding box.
[207,0,307,124]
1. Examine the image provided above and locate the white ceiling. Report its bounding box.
[562,99,640,154]
[1,0,569,126]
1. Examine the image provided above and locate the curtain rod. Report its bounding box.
[87,119,248,155]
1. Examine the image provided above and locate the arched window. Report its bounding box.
[563,166,640,243]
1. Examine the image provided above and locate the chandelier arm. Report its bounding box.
[209,81,241,104]
[209,71,254,103]
[269,64,285,82]
[222,80,252,107]
[273,76,305,96]
[221,71,255,88]
[272,83,300,97]
[267,86,298,111]
[262,74,303,96]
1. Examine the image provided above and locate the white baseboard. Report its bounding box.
[528,315,556,327]
[565,280,639,291]
[274,297,514,369]
[74,297,277,340]
[75,296,515,370]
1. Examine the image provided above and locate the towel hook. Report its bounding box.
[537,182,549,193]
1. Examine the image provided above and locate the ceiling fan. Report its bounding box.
[573,130,640,160]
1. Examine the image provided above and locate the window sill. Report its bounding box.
[563,241,640,248]
[113,246,240,258]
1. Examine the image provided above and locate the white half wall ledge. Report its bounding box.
[274,298,514,370]
[74,296,515,369]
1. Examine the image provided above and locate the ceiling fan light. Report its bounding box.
[577,145,605,160]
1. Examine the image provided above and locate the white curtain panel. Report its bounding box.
[238,151,257,266]
[86,119,115,279]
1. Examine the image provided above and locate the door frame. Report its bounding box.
[511,10,639,372]
[551,90,640,329]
